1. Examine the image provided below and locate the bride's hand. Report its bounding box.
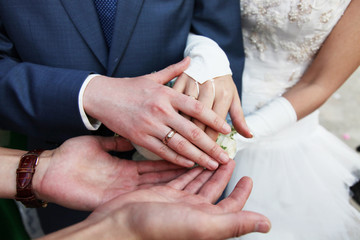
[173,73,252,141]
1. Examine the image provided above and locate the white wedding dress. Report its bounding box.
[225,0,360,239]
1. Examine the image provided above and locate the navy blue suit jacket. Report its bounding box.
[0,0,244,144]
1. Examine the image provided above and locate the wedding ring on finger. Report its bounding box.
[162,129,177,145]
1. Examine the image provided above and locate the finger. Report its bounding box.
[137,160,186,174]
[172,94,231,135]
[166,167,204,190]
[139,135,195,168]
[192,80,216,131]
[183,170,214,194]
[229,91,252,138]
[168,111,231,166]
[198,160,235,203]
[97,136,134,152]
[138,168,189,185]
[164,129,221,170]
[171,73,188,93]
[205,94,231,141]
[147,57,190,85]
[207,212,271,239]
[177,74,200,121]
[217,176,253,212]
[184,78,199,100]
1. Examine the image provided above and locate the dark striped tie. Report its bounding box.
[94,0,118,48]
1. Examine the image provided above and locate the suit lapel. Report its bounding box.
[108,0,144,76]
[60,0,108,69]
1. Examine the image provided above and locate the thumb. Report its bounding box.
[211,212,271,239]
[229,92,253,138]
[149,57,190,85]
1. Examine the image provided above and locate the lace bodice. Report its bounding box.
[241,0,351,115]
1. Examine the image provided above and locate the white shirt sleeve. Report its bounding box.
[184,33,232,84]
[78,74,102,130]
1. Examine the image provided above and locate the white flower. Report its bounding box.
[216,128,237,159]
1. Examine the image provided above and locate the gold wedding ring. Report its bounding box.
[162,129,177,145]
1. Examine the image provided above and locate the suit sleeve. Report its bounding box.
[0,21,91,142]
[191,0,244,96]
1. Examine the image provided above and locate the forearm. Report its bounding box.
[283,0,360,120]
[0,147,26,198]
[0,59,91,140]
[38,211,135,240]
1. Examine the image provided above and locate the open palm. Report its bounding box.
[34,136,187,211]
[86,164,270,240]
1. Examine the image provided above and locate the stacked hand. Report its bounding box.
[173,73,252,141]
[83,58,232,170]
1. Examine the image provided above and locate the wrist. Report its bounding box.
[31,150,53,203]
[79,74,102,130]
[80,210,137,240]
[82,75,107,121]
[14,150,49,208]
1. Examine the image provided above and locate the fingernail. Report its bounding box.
[184,160,195,168]
[220,152,230,164]
[208,160,219,170]
[255,221,271,233]
[222,123,231,133]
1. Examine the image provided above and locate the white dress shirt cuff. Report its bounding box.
[184,33,232,84]
[78,74,102,130]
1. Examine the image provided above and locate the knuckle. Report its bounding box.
[209,142,221,156]
[212,116,222,128]
[198,152,210,166]
[158,144,168,156]
[174,139,187,153]
[173,153,183,164]
[192,101,205,115]
[189,127,202,141]
[148,101,172,118]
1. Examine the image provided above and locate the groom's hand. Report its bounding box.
[83,58,232,170]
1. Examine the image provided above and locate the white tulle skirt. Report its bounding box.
[226,111,360,240]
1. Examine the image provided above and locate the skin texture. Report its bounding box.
[173,73,252,141]
[283,0,360,120]
[1,138,270,239]
[33,136,193,211]
[39,172,271,240]
[83,58,233,170]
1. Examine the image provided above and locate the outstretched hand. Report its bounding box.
[33,135,188,211]
[41,161,271,240]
